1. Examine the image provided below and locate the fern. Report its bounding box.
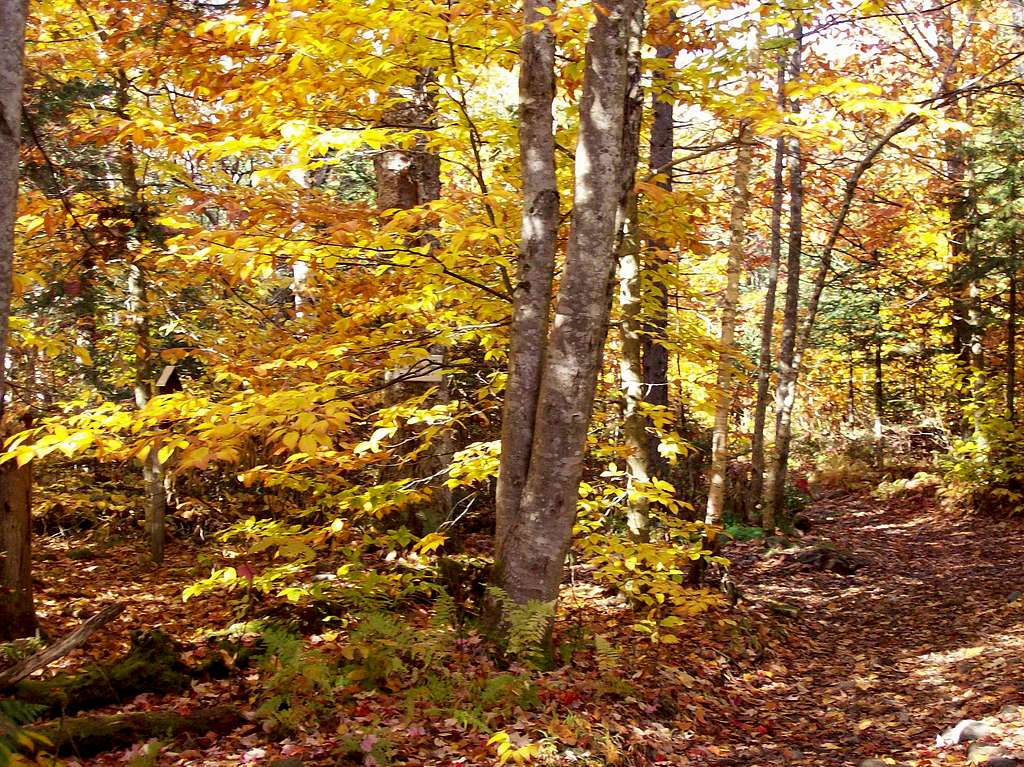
[593,634,621,674]
[486,587,555,666]
[0,699,48,766]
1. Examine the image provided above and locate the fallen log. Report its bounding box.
[0,603,124,690]
[13,629,191,715]
[27,705,244,757]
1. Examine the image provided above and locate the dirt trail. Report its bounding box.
[720,489,1024,766]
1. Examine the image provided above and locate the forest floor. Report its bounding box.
[12,483,1024,767]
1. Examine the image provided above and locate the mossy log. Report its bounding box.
[27,705,243,757]
[13,629,190,715]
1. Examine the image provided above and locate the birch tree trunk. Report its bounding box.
[873,332,884,469]
[764,21,803,530]
[496,0,634,609]
[748,53,786,518]
[495,0,558,551]
[705,121,753,527]
[0,0,35,640]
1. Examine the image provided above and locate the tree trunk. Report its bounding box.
[118,72,167,564]
[640,17,674,486]
[495,0,559,551]
[374,72,451,534]
[764,21,804,530]
[873,332,884,468]
[616,0,648,541]
[705,121,753,527]
[495,0,635,611]
[748,52,787,520]
[765,112,923,519]
[0,450,34,640]
[1009,241,1017,422]
[0,0,26,420]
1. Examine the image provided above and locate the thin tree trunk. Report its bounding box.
[1009,241,1017,422]
[764,21,803,530]
[496,0,634,610]
[641,28,673,484]
[748,52,787,519]
[705,121,753,527]
[616,0,647,541]
[873,331,884,468]
[117,71,166,564]
[765,110,924,521]
[495,0,558,551]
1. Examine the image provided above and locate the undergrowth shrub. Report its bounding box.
[941,413,1024,514]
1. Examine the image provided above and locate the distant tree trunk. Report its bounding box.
[873,332,884,469]
[495,0,634,611]
[615,0,647,541]
[764,21,803,530]
[748,52,787,520]
[375,71,451,534]
[767,112,923,518]
[846,354,856,425]
[1009,241,1017,422]
[117,70,166,565]
[641,27,673,485]
[705,121,753,528]
[495,0,558,551]
[0,0,35,640]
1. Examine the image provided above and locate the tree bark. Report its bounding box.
[496,0,635,610]
[705,121,753,527]
[748,52,786,519]
[764,21,803,530]
[495,0,559,551]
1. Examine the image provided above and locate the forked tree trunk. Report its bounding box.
[705,121,753,528]
[495,0,559,551]
[764,21,804,530]
[748,52,786,519]
[496,0,635,609]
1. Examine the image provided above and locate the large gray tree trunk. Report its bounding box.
[748,53,786,519]
[705,121,753,527]
[495,0,559,551]
[496,0,634,609]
